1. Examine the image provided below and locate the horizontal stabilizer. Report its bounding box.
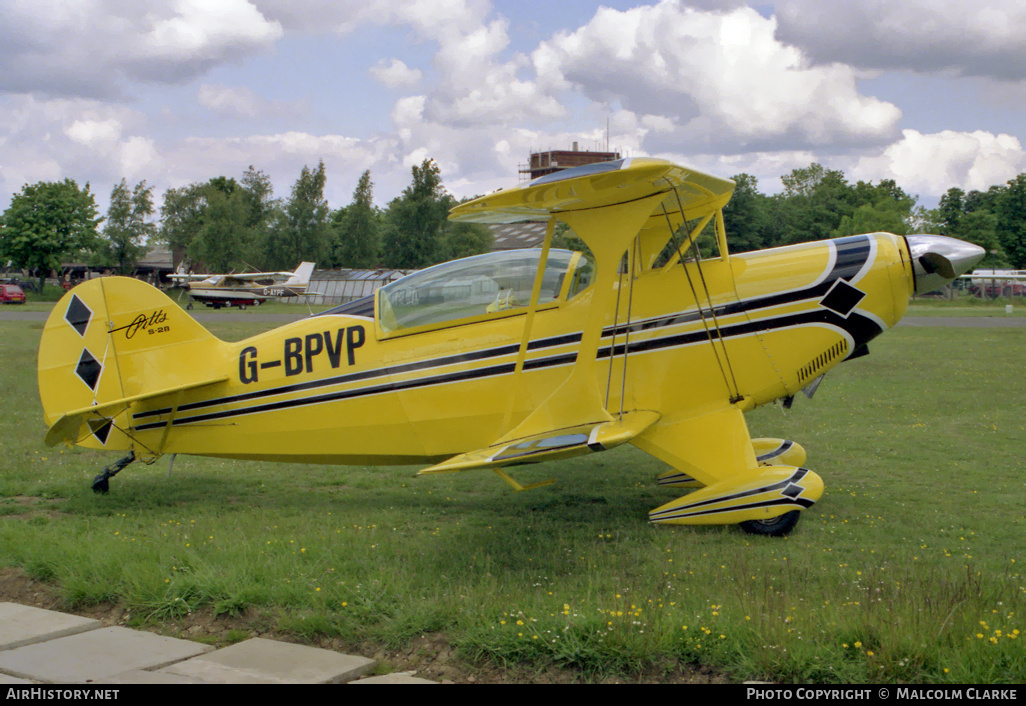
[419,410,660,475]
[45,376,228,447]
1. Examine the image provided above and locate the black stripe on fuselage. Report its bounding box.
[133,330,585,422]
[603,235,872,338]
[133,236,879,431]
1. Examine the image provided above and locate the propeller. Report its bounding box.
[906,234,986,295]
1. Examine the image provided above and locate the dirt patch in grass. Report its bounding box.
[0,566,727,684]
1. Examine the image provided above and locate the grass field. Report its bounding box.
[0,314,1022,683]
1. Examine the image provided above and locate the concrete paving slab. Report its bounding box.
[0,673,38,684]
[0,603,101,651]
[351,672,437,684]
[160,637,376,684]
[102,669,208,684]
[0,627,213,683]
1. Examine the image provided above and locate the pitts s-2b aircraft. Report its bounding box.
[38,159,984,535]
[169,261,315,310]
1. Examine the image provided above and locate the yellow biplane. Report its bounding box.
[37,158,984,535]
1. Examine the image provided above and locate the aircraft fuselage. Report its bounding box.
[119,232,911,465]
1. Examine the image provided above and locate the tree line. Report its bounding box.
[0,158,492,290]
[3,159,1025,293]
[721,164,1025,270]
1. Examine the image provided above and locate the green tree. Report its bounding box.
[437,210,492,261]
[334,170,380,268]
[831,195,914,238]
[996,173,1026,268]
[160,170,275,272]
[937,187,966,234]
[932,185,1007,267]
[774,163,857,245]
[0,179,102,292]
[191,185,255,273]
[264,161,332,270]
[381,159,451,268]
[99,179,156,274]
[721,173,775,253]
[158,184,206,269]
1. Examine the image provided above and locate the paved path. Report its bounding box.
[0,602,434,684]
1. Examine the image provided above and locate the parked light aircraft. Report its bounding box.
[169,261,315,309]
[37,159,984,535]
[960,270,1026,297]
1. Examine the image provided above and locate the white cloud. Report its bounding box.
[369,59,423,89]
[140,0,282,60]
[850,129,1026,197]
[260,1,564,127]
[0,95,166,209]
[2,1,1025,221]
[775,0,1026,80]
[252,0,492,37]
[198,83,308,123]
[0,0,282,98]
[530,3,902,154]
[65,118,123,147]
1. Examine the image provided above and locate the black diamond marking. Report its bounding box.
[65,295,93,337]
[781,483,804,499]
[75,349,102,391]
[820,279,866,318]
[88,419,113,445]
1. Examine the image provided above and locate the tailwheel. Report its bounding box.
[91,452,136,494]
[739,510,801,537]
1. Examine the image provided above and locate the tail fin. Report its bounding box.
[38,277,228,450]
[285,262,315,288]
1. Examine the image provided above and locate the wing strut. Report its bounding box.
[663,189,743,403]
[498,217,557,436]
[421,193,666,476]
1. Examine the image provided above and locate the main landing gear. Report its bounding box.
[738,510,802,537]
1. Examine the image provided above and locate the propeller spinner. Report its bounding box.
[906,234,986,295]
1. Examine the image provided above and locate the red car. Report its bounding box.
[0,283,27,304]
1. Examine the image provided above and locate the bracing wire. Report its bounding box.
[618,238,638,420]
[662,193,742,402]
[603,252,626,411]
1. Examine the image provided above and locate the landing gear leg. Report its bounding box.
[92,452,136,493]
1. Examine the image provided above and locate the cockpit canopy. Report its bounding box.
[377,248,593,335]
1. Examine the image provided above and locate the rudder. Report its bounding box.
[38,277,227,449]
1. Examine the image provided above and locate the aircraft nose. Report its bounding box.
[906,234,986,295]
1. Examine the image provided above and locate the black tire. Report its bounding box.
[739,510,801,537]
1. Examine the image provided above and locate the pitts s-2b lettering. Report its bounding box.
[38,159,984,535]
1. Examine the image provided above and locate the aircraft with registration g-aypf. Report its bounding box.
[37,158,985,536]
[168,261,316,310]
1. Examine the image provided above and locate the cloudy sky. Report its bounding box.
[2,0,1025,216]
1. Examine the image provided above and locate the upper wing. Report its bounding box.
[449,157,735,226]
[221,271,294,283]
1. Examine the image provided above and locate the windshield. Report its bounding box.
[377,249,592,334]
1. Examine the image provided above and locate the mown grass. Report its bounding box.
[907,294,1026,317]
[0,317,1022,683]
